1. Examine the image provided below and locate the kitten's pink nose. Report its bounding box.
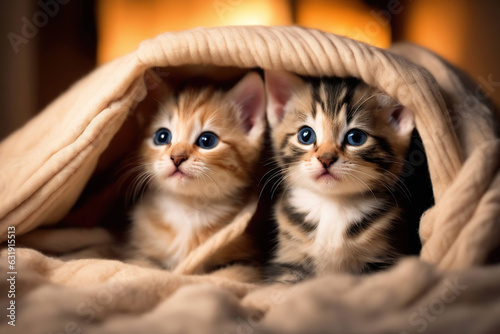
[318,154,337,168]
[171,154,188,167]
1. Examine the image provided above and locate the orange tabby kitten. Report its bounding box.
[129,72,266,273]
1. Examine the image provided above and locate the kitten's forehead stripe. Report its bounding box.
[176,88,213,124]
[346,87,365,126]
[174,95,180,115]
[324,82,338,119]
[334,104,348,140]
[314,108,325,143]
[307,78,323,119]
[321,77,362,125]
[319,79,337,118]
[310,82,323,118]
[188,89,211,116]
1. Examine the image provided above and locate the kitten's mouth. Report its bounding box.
[169,169,190,178]
[316,169,340,182]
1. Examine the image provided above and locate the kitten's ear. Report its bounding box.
[264,70,304,128]
[227,72,266,142]
[387,105,415,137]
[377,95,414,137]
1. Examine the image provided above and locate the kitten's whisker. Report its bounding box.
[267,169,295,200]
[198,173,216,198]
[201,172,220,195]
[258,164,293,188]
[262,157,281,166]
[127,171,155,206]
[350,90,370,117]
[150,96,169,116]
[270,174,291,199]
[339,171,378,203]
[342,167,399,207]
[259,170,286,200]
[258,165,285,185]
[116,161,156,194]
[140,174,156,203]
[381,170,412,200]
[351,93,383,116]
[352,164,411,201]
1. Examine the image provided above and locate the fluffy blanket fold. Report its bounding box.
[1,26,499,333]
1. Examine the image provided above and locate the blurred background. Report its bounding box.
[1,0,499,140]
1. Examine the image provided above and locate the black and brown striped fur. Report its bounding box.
[264,70,416,283]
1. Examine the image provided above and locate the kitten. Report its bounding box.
[129,72,266,273]
[264,70,416,283]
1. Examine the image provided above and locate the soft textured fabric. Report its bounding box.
[0,26,499,333]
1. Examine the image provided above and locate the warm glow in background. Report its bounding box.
[403,0,469,66]
[296,0,391,49]
[95,0,500,124]
[97,0,293,63]
[97,0,394,63]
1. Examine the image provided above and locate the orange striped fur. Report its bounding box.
[129,72,266,273]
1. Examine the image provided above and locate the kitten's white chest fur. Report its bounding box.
[133,193,236,269]
[154,194,231,231]
[289,188,379,273]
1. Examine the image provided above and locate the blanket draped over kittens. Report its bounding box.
[1,26,499,333]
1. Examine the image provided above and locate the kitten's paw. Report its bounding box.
[263,262,311,284]
[209,263,262,283]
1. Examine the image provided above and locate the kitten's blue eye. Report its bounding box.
[154,128,172,145]
[345,129,368,146]
[196,132,219,149]
[298,126,316,145]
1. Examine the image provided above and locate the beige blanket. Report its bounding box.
[1,26,499,333]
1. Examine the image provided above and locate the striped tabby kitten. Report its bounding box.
[264,70,415,283]
[129,72,266,272]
